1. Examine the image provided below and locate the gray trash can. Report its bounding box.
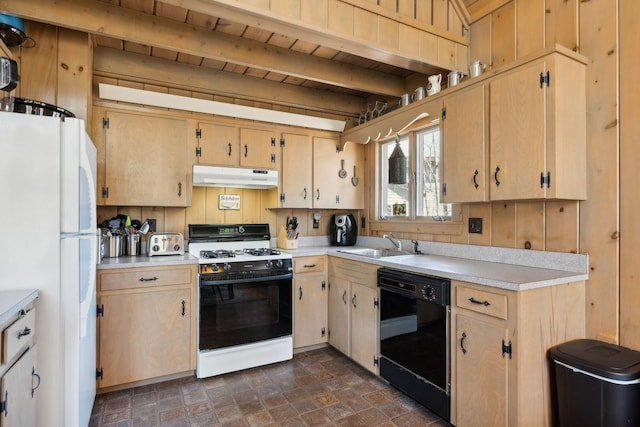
[549,339,640,427]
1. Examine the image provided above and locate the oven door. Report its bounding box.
[199,274,292,351]
[379,287,449,392]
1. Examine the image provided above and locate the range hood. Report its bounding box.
[192,165,278,189]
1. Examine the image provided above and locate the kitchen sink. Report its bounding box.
[337,247,412,258]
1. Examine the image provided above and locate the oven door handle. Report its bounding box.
[200,273,293,286]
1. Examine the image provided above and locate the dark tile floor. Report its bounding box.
[90,347,451,427]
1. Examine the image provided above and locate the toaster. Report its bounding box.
[147,232,185,256]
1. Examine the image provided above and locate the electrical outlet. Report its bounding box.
[469,217,483,234]
[147,218,157,233]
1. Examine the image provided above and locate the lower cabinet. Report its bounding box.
[0,301,38,427]
[451,279,585,427]
[328,257,379,374]
[96,264,197,389]
[292,256,328,349]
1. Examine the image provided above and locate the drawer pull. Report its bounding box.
[460,332,468,354]
[31,367,41,397]
[468,297,491,306]
[303,264,316,268]
[139,276,159,282]
[352,293,357,309]
[299,286,303,300]
[18,327,31,339]
[181,300,186,317]
[342,290,347,304]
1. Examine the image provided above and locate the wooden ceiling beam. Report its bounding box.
[0,0,406,96]
[93,47,365,116]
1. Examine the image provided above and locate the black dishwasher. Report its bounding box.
[378,267,451,421]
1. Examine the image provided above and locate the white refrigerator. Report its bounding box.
[0,112,97,427]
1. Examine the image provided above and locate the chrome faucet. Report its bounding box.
[383,233,402,251]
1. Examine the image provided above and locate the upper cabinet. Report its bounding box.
[280,132,313,208]
[95,109,190,207]
[313,137,364,210]
[442,84,488,203]
[195,122,240,166]
[239,127,279,170]
[489,51,587,201]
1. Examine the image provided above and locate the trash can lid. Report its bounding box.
[550,339,640,382]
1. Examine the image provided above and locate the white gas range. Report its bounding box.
[188,224,293,378]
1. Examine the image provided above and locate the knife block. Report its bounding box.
[277,225,298,249]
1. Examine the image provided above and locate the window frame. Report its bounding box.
[376,122,461,225]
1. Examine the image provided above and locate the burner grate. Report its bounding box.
[243,248,282,256]
[200,250,236,259]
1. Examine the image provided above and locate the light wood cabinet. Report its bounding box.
[313,138,364,209]
[1,346,37,427]
[328,257,379,374]
[450,279,585,427]
[0,302,38,427]
[97,109,190,207]
[239,127,278,169]
[280,133,313,208]
[195,122,240,166]
[442,84,488,203]
[96,264,197,389]
[292,256,327,348]
[489,51,586,201]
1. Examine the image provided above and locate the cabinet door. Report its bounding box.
[336,142,365,209]
[328,276,350,355]
[313,137,340,208]
[455,313,508,427]
[98,289,191,388]
[350,283,378,374]
[1,345,37,427]
[293,274,327,348]
[442,85,488,203]
[239,128,278,169]
[103,110,189,206]
[490,60,546,200]
[196,122,239,166]
[281,133,313,208]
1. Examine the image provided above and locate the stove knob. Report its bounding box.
[238,226,245,233]
[152,245,159,252]
[223,263,232,272]
[276,259,284,268]
[422,286,435,301]
[265,260,273,268]
[212,264,219,272]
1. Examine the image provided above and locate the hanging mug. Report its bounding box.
[427,74,442,95]
[411,86,426,102]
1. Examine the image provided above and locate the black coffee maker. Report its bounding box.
[330,214,357,246]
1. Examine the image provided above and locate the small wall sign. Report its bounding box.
[219,194,241,210]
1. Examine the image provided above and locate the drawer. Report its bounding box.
[329,258,378,288]
[456,285,508,320]
[99,265,195,291]
[293,256,326,274]
[2,308,36,365]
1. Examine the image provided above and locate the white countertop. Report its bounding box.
[0,289,39,325]
[282,239,589,291]
[97,253,197,270]
[96,237,589,291]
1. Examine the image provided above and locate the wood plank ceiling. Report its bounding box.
[93,0,439,104]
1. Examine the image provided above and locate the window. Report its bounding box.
[378,125,451,220]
